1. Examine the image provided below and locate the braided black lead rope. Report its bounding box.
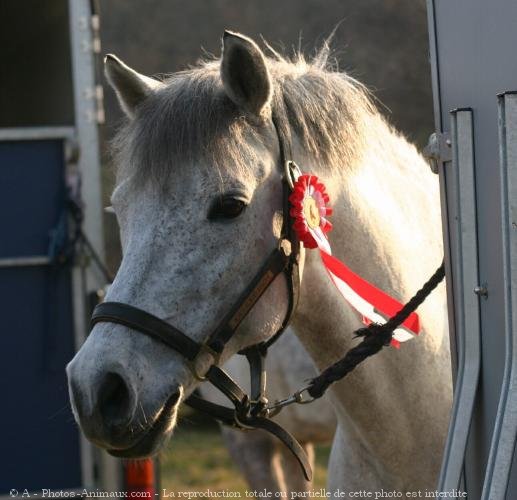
[307,261,446,399]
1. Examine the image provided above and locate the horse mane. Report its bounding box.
[112,43,378,188]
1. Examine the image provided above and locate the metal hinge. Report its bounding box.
[79,12,105,124]
[91,14,101,54]
[91,13,105,124]
[94,85,105,124]
[423,132,452,173]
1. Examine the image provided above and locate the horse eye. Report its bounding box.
[208,196,247,220]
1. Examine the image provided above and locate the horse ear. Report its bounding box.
[221,31,272,118]
[104,54,164,118]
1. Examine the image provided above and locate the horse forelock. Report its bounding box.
[111,48,377,191]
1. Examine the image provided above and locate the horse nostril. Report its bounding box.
[97,372,135,428]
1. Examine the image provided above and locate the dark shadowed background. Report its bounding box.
[98,0,433,271]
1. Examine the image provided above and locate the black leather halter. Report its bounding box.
[90,112,313,480]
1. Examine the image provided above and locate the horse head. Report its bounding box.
[67,32,303,457]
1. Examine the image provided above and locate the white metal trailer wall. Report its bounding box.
[427,1,517,498]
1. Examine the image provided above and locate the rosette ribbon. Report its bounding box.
[289,172,420,348]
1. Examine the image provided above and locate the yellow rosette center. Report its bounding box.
[303,196,320,229]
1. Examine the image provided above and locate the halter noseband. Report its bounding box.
[90,112,312,480]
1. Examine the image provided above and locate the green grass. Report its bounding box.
[160,419,330,493]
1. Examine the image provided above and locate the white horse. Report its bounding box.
[201,330,336,493]
[67,31,452,494]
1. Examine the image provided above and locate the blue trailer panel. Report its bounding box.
[0,139,82,491]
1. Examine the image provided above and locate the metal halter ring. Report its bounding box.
[187,344,221,381]
[233,396,256,429]
[234,412,256,430]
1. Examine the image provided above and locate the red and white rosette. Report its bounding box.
[289,173,420,348]
[289,174,333,250]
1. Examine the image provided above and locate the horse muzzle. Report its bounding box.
[67,354,182,456]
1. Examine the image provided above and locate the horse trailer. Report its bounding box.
[427,0,517,498]
[0,0,129,494]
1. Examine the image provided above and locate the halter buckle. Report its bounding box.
[284,160,302,189]
[188,344,221,381]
